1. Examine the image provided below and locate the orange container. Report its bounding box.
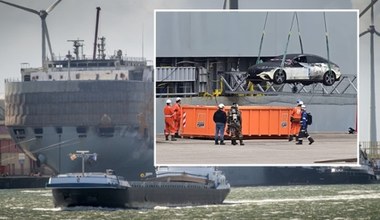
[180,105,293,139]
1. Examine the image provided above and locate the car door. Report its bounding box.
[306,55,325,80]
[286,55,309,80]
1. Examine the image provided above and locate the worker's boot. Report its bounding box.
[220,140,225,145]
[175,133,180,138]
[232,139,237,145]
[288,135,293,142]
[215,140,219,145]
[165,135,169,141]
[308,137,314,145]
[239,139,245,146]
[171,135,177,141]
[296,140,303,145]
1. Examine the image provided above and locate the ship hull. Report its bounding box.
[127,182,230,208]
[4,80,154,179]
[50,183,230,209]
[219,166,377,186]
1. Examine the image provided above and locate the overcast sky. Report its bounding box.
[0,0,379,140]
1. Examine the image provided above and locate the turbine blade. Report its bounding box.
[0,0,39,15]
[359,0,379,18]
[46,0,62,14]
[359,30,370,37]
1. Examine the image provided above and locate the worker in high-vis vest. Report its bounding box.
[173,97,182,138]
[296,104,315,145]
[164,99,176,141]
[289,100,303,142]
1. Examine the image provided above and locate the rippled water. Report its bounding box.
[1,185,380,219]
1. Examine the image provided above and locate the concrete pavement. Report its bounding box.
[155,133,358,165]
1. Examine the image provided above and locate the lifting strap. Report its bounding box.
[280,12,296,70]
[295,13,304,54]
[280,12,305,69]
[323,12,332,74]
[256,12,269,64]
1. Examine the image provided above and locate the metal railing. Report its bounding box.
[221,72,357,97]
[360,141,380,159]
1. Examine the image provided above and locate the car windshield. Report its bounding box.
[270,54,297,62]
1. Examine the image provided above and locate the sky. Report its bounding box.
[0,0,379,140]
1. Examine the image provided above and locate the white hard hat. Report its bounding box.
[301,104,306,109]
[166,99,172,104]
[176,97,181,102]
[298,101,304,105]
[218,103,225,109]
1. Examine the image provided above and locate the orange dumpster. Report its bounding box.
[180,105,293,139]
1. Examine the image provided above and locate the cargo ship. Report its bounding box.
[46,155,230,209]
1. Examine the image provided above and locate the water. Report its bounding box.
[1,185,380,219]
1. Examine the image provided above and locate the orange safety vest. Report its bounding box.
[164,105,175,118]
[173,103,182,121]
[164,105,176,134]
[291,106,302,122]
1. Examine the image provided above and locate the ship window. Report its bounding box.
[34,128,43,134]
[60,75,63,79]
[48,75,52,79]
[89,63,98,67]
[55,127,63,134]
[76,74,80,79]
[129,70,143,81]
[98,127,115,137]
[76,126,87,134]
[13,129,25,136]
[24,75,31,81]
[78,63,87,68]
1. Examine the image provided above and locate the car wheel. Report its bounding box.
[323,71,336,86]
[273,69,286,84]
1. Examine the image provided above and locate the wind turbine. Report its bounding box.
[359,0,380,152]
[0,0,62,70]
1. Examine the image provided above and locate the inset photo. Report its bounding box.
[155,10,358,166]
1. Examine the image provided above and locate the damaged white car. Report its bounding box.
[247,54,342,86]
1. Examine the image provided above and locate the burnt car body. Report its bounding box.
[247,54,342,86]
